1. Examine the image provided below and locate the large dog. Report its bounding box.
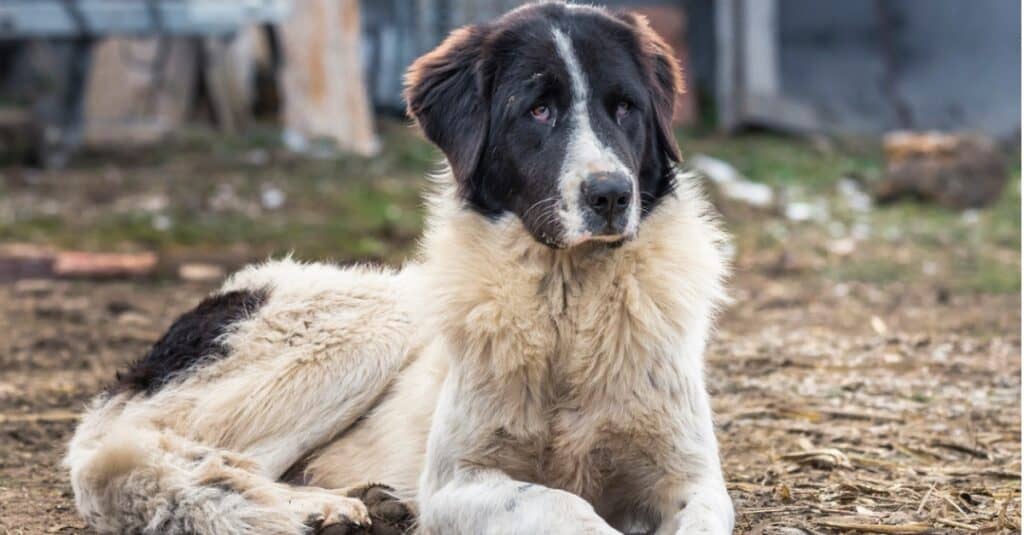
[65,3,733,534]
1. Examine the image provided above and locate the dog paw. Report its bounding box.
[344,483,415,535]
[291,491,370,534]
[671,512,730,535]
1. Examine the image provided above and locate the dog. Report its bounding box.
[65,3,734,534]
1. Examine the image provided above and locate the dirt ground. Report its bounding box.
[0,127,1019,533]
[0,271,1018,534]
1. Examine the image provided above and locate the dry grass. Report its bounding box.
[0,272,1017,534]
[715,273,1020,534]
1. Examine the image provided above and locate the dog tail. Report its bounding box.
[65,394,307,535]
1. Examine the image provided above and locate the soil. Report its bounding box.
[0,270,1018,534]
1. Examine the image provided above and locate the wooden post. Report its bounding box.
[715,0,817,132]
[278,0,379,156]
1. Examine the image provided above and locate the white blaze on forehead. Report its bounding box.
[550,27,638,244]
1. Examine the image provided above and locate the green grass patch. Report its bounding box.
[2,121,1019,296]
[830,258,912,285]
[676,130,881,191]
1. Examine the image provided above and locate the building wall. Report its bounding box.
[777,0,1020,137]
[360,0,1020,138]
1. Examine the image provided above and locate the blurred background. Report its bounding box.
[0,2,1019,534]
[0,0,1018,278]
[0,0,1019,276]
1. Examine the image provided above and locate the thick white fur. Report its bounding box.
[65,262,413,533]
[65,172,733,534]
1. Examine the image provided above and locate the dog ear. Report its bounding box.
[404,26,489,193]
[616,12,683,164]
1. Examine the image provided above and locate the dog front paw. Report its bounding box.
[288,490,370,534]
[670,509,730,535]
[544,490,622,535]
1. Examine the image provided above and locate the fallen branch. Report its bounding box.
[0,410,79,424]
[781,448,853,470]
[931,439,991,460]
[816,518,930,534]
[935,517,979,531]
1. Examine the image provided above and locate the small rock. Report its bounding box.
[870,316,888,336]
[784,200,829,222]
[720,179,775,208]
[261,186,286,210]
[828,238,857,256]
[688,154,775,208]
[837,177,872,212]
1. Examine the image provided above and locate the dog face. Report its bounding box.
[405,3,683,248]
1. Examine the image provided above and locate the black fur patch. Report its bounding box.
[113,288,268,395]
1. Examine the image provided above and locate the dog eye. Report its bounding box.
[530,105,551,123]
[615,101,631,123]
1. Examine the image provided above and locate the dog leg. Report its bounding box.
[652,475,734,535]
[649,398,734,534]
[419,469,620,535]
[192,451,373,532]
[416,375,620,534]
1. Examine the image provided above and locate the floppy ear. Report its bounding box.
[404,26,489,193]
[616,12,684,164]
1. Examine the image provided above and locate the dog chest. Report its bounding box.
[479,358,681,501]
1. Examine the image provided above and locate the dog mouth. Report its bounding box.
[558,203,639,249]
[558,229,635,249]
[525,199,638,250]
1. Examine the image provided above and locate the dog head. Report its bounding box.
[405,2,683,248]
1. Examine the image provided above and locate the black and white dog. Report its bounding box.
[66,3,733,534]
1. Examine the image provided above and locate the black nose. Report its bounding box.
[583,173,632,224]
